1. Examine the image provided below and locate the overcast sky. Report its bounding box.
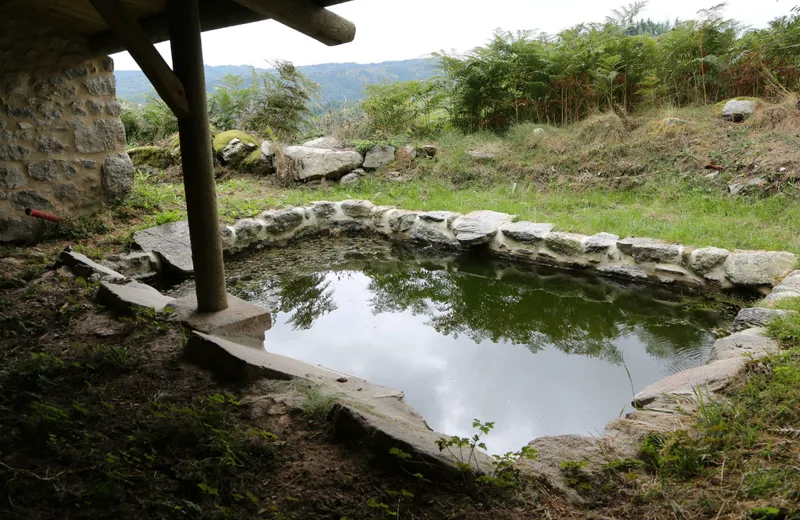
[112,0,796,70]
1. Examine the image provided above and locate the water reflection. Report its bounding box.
[248,254,728,453]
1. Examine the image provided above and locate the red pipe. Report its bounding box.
[25,208,63,223]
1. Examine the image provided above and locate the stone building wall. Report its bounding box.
[0,17,133,242]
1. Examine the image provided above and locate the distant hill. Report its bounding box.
[115,59,437,107]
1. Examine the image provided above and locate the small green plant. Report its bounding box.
[435,419,537,489]
[560,460,593,491]
[352,139,376,155]
[301,385,341,420]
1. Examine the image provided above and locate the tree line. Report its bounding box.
[121,2,800,145]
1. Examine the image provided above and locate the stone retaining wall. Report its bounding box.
[217,200,797,293]
[1,16,132,242]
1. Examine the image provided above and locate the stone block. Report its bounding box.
[28,159,77,181]
[341,199,375,219]
[451,210,513,246]
[618,237,682,264]
[709,327,778,360]
[59,249,125,281]
[732,307,795,332]
[132,220,194,276]
[0,144,31,161]
[168,293,272,340]
[11,190,52,210]
[96,280,174,313]
[101,153,134,200]
[633,357,748,407]
[75,119,126,153]
[0,165,25,188]
[545,232,587,256]
[500,221,553,243]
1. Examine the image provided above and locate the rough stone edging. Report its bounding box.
[214,200,798,293]
[84,200,800,503]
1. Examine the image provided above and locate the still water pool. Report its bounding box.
[233,239,731,454]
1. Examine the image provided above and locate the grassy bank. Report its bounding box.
[120,101,800,254]
[126,173,800,255]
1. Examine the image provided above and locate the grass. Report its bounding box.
[119,101,800,254]
[630,306,800,517]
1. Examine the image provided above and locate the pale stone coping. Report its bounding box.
[215,200,797,292]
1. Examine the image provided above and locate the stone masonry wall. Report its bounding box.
[0,17,133,242]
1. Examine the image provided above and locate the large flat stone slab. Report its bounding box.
[168,293,272,340]
[709,327,779,360]
[633,356,748,407]
[59,249,125,282]
[96,280,175,313]
[451,210,513,246]
[132,221,194,276]
[733,307,796,332]
[188,332,493,479]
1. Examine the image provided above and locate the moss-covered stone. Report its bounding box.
[213,130,259,155]
[127,146,171,169]
[712,97,761,117]
[242,148,274,175]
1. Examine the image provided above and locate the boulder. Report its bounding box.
[213,130,259,158]
[709,328,778,361]
[500,222,553,243]
[339,172,360,185]
[724,250,797,287]
[773,271,800,294]
[722,99,756,122]
[126,146,171,169]
[451,210,513,246]
[363,145,395,169]
[732,307,795,332]
[303,136,343,149]
[132,220,194,276]
[220,138,256,165]
[284,146,363,181]
[633,357,748,407]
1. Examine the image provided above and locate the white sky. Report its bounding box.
[112,0,796,70]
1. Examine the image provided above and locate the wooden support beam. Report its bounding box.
[88,0,190,118]
[168,0,228,313]
[89,0,264,56]
[230,0,356,46]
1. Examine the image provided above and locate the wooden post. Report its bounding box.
[168,0,228,312]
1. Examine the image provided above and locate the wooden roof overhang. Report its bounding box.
[0,0,357,313]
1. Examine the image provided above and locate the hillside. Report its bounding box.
[114,58,437,106]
